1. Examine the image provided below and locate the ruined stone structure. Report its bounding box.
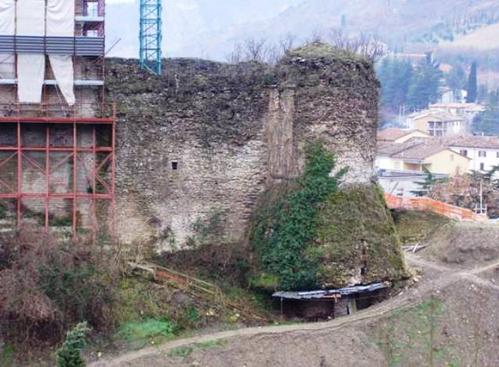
[107,44,380,249]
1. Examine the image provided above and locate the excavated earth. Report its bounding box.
[91,222,499,367]
[419,222,499,268]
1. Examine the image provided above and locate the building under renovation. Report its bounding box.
[0,0,115,239]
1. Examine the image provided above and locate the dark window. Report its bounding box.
[480,163,485,171]
[460,149,468,157]
[171,161,178,170]
[479,151,487,157]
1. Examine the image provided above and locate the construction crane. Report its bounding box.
[139,0,163,75]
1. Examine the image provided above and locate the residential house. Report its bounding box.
[377,128,431,144]
[442,135,499,173]
[430,103,486,125]
[376,139,470,175]
[406,110,467,136]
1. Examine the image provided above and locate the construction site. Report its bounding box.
[0,0,115,240]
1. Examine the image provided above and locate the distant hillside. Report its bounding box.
[440,23,499,50]
[106,0,499,60]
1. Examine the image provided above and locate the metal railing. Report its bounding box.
[0,102,116,121]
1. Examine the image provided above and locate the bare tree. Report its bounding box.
[326,28,386,61]
[226,36,298,65]
[243,38,269,62]
[279,33,296,56]
[225,42,244,64]
[307,29,325,44]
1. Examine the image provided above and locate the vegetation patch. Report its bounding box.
[167,339,228,359]
[311,185,408,287]
[55,322,91,367]
[116,319,176,348]
[167,346,194,358]
[0,232,118,344]
[250,142,346,291]
[250,142,407,290]
[373,297,459,367]
[392,209,452,245]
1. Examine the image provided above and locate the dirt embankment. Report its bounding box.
[420,222,499,268]
[91,221,499,367]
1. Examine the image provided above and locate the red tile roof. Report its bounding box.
[377,128,428,142]
[441,135,499,149]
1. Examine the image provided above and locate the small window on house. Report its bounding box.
[460,149,468,157]
[479,151,487,157]
[171,161,178,170]
[497,151,499,158]
[480,163,485,171]
[450,154,454,161]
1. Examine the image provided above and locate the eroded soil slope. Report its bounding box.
[420,222,499,268]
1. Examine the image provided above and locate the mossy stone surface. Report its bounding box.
[310,185,409,288]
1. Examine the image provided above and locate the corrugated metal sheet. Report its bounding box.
[0,35,104,56]
[272,282,390,300]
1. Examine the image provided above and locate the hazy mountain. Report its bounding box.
[106,0,499,60]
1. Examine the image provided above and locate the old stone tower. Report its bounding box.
[107,44,380,250]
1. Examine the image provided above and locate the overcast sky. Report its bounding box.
[106,0,304,59]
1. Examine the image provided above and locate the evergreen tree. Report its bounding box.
[445,64,465,96]
[473,89,499,135]
[466,61,478,103]
[56,322,91,367]
[406,57,442,111]
[377,58,413,113]
[411,167,438,197]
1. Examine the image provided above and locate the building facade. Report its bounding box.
[443,136,499,174]
[407,111,467,137]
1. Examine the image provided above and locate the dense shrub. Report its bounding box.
[0,231,119,344]
[250,142,346,290]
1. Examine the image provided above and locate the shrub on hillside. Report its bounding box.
[0,231,119,344]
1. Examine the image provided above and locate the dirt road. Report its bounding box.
[91,251,499,367]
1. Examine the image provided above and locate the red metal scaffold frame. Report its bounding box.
[0,104,116,241]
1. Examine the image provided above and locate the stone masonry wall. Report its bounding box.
[107,44,380,250]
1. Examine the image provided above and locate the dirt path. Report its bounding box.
[406,253,499,292]
[90,253,499,367]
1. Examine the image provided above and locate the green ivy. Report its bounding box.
[250,142,346,290]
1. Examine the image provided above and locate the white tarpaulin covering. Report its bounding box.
[17,0,46,104]
[0,0,15,79]
[47,0,76,106]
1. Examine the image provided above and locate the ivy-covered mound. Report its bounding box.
[250,143,407,291]
[312,185,408,288]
